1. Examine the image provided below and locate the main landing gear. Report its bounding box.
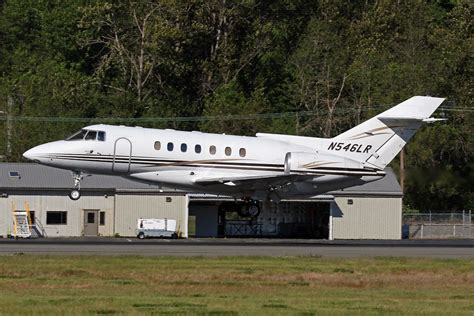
[69,171,83,201]
[219,199,261,218]
[219,199,260,218]
[241,199,260,218]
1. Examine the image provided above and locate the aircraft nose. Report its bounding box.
[23,141,69,166]
[23,147,41,162]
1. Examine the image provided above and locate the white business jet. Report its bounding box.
[23,96,445,216]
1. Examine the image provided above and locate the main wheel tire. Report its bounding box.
[247,204,260,217]
[137,232,145,239]
[69,189,81,200]
[238,205,250,217]
[171,233,178,239]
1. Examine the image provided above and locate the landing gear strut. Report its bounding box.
[69,171,82,200]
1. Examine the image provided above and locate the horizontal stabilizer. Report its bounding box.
[376,96,445,119]
[377,116,447,123]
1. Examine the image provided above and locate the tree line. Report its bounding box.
[0,0,472,211]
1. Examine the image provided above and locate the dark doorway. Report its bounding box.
[188,202,219,237]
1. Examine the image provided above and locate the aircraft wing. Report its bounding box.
[194,174,314,189]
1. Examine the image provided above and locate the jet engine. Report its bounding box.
[283,151,363,174]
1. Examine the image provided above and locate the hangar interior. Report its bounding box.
[1,163,402,240]
[189,199,331,239]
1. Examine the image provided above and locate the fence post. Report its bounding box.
[421,224,424,239]
[462,210,465,238]
[429,211,432,238]
[469,210,472,238]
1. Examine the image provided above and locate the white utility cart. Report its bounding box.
[136,218,178,239]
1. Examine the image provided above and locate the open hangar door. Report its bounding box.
[188,195,331,239]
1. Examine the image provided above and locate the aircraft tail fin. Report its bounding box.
[330,96,445,170]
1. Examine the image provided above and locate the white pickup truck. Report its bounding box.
[136,218,178,239]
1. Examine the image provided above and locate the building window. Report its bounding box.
[181,143,187,152]
[46,211,67,225]
[239,148,246,157]
[154,141,161,150]
[167,142,174,151]
[225,147,232,156]
[87,212,95,224]
[195,144,201,153]
[209,145,216,155]
[9,171,20,178]
[99,212,105,226]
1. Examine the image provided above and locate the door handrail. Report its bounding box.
[112,137,132,173]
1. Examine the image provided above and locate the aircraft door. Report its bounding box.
[112,137,132,173]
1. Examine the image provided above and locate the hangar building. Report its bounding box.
[0,163,402,239]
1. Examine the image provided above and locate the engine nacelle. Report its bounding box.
[284,151,363,174]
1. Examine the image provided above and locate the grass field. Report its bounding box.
[0,255,473,315]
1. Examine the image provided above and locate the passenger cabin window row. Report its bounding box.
[66,129,106,141]
[154,141,246,157]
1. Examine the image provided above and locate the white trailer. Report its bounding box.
[136,218,178,239]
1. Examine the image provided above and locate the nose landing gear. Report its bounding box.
[69,171,83,200]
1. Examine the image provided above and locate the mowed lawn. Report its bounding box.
[0,255,473,315]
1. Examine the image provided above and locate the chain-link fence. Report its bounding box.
[403,211,473,239]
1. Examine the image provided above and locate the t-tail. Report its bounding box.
[328,96,446,170]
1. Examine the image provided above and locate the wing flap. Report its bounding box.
[194,174,313,187]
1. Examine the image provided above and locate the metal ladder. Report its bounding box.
[11,202,32,238]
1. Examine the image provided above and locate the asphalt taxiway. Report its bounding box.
[0,238,472,258]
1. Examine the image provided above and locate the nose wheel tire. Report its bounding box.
[69,189,81,200]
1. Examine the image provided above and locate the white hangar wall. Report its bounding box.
[331,196,402,240]
[0,192,114,237]
[114,193,188,238]
[0,192,188,238]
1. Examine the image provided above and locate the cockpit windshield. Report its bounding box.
[66,129,88,141]
[66,129,106,141]
[84,131,97,140]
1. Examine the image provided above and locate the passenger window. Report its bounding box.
[225,147,232,156]
[98,131,106,141]
[239,148,246,157]
[195,144,201,154]
[85,131,97,140]
[209,145,216,155]
[154,141,161,150]
[167,142,174,151]
[181,143,187,152]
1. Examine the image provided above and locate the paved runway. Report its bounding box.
[0,238,472,258]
